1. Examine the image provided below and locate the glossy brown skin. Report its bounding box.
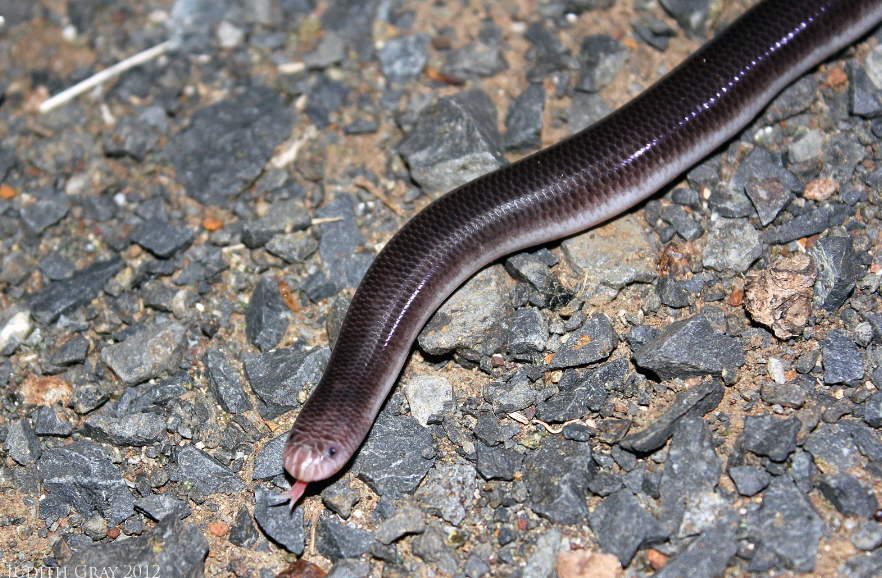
[283,0,882,491]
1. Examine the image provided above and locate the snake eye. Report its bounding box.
[328,447,337,457]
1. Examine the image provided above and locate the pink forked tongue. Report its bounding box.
[284,480,309,511]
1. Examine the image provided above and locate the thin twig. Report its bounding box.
[507,411,582,434]
[39,41,173,114]
[353,176,407,218]
[271,125,318,168]
[310,217,344,225]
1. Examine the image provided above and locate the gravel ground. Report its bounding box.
[2,0,882,577]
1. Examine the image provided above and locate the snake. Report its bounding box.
[281,0,882,505]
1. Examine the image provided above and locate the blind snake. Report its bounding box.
[281,0,882,505]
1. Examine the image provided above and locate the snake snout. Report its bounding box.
[282,437,343,482]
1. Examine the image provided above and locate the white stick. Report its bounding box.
[38,40,173,114]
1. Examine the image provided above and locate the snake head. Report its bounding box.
[282,431,348,488]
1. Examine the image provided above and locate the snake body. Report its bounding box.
[282,0,882,502]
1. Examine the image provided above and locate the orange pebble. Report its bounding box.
[727,288,744,307]
[645,548,668,570]
[208,522,230,537]
[202,216,224,231]
[824,68,848,88]
[0,184,16,199]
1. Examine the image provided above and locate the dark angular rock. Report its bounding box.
[745,175,793,226]
[316,516,376,562]
[7,418,42,465]
[804,422,861,473]
[812,236,860,312]
[823,330,864,386]
[253,486,305,554]
[315,195,372,291]
[33,406,73,437]
[523,21,575,77]
[475,441,523,481]
[483,376,536,415]
[546,314,618,369]
[246,275,291,352]
[625,325,660,350]
[849,59,882,118]
[229,505,260,548]
[100,322,188,385]
[103,115,161,160]
[84,413,166,447]
[302,271,339,301]
[619,379,724,453]
[537,360,627,423]
[818,473,878,518]
[661,204,703,241]
[420,266,512,358]
[243,346,330,419]
[731,146,801,196]
[305,74,349,129]
[506,250,554,296]
[525,436,594,524]
[204,348,252,414]
[116,373,187,416]
[266,231,318,264]
[414,464,475,526]
[729,465,771,497]
[134,494,192,521]
[707,184,754,218]
[763,203,850,244]
[322,477,360,519]
[588,489,667,566]
[173,444,245,495]
[39,253,76,281]
[563,422,594,442]
[378,34,430,84]
[20,193,69,234]
[865,392,882,428]
[351,412,435,499]
[446,41,508,78]
[569,92,614,133]
[49,334,90,367]
[658,418,721,533]
[37,439,135,526]
[399,88,505,194]
[374,503,426,544]
[61,515,207,578]
[839,550,882,578]
[473,412,502,446]
[851,520,882,551]
[410,523,459,575]
[747,477,824,572]
[760,380,806,409]
[130,217,194,258]
[653,517,739,578]
[241,200,311,249]
[576,35,628,93]
[848,421,882,464]
[166,86,293,205]
[702,218,762,273]
[29,256,124,324]
[506,307,547,356]
[504,84,545,152]
[739,414,800,463]
[632,315,744,380]
[659,0,714,36]
[656,276,693,308]
[0,252,32,287]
